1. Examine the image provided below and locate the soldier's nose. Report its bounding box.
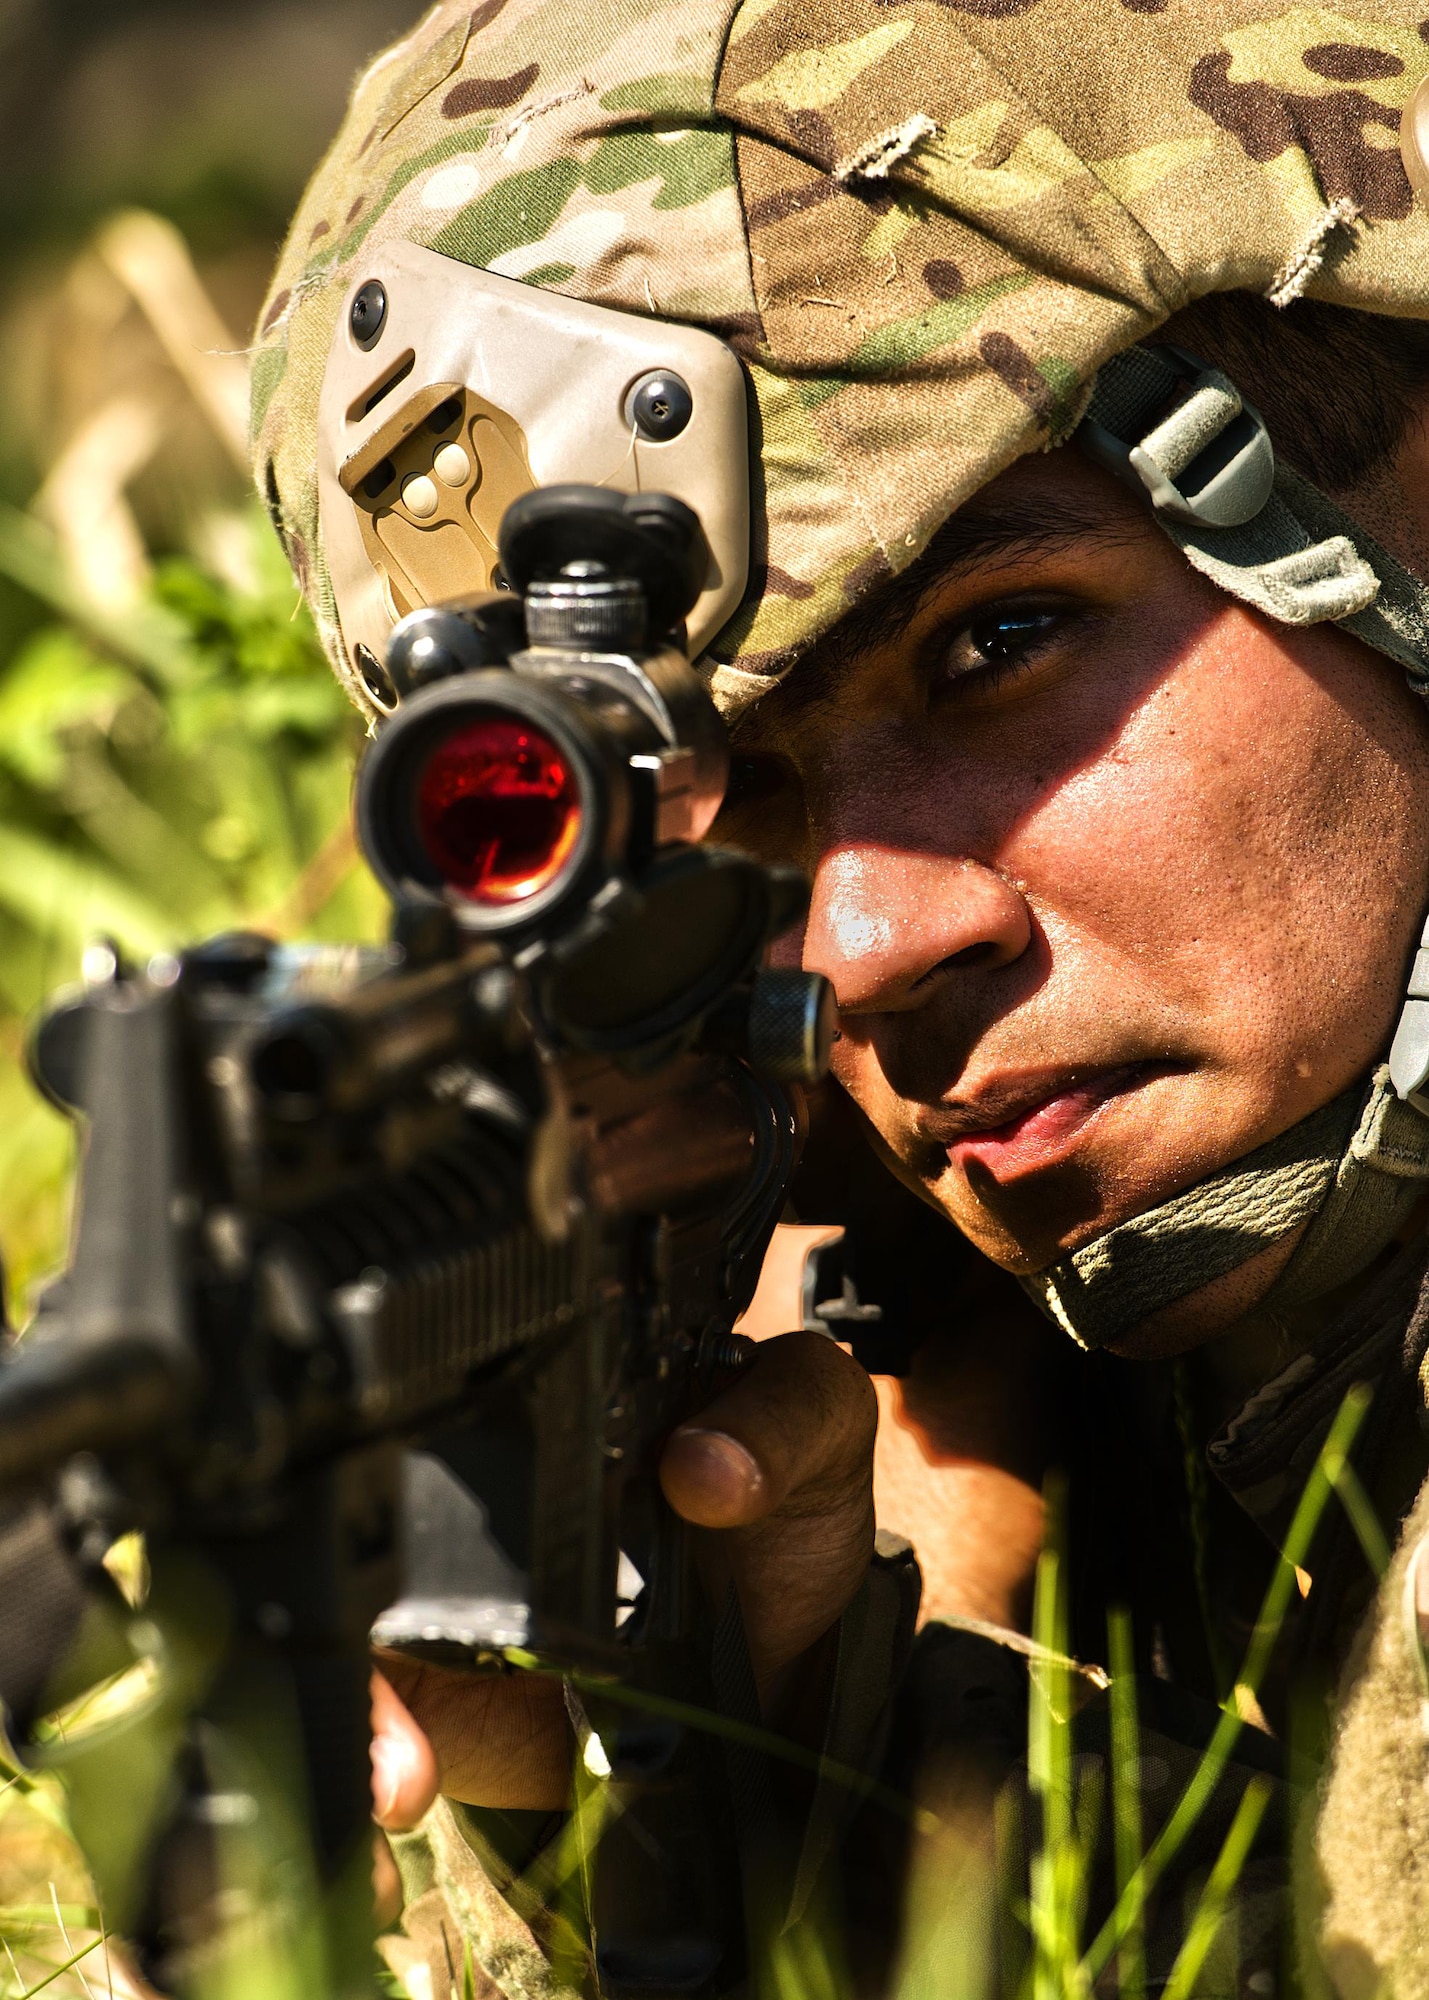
[803,845,1031,1014]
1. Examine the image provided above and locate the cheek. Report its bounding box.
[1007,611,1429,1093]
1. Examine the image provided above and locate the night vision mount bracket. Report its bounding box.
[317,243,751,714]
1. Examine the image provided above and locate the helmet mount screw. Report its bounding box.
[627,371,693,443]
[351,280,388,351]
[354,642,398,711]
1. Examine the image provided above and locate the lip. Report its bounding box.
[930,1062,1166,1183]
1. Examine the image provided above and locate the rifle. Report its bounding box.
[0,486,835,2000]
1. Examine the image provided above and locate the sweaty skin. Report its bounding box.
[372,427,1429,1826]
[733,448,1429,1353]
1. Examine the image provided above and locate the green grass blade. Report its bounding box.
[1028,1547,1066,2000]
[1081,1383,1372,1988]
[504,1658,936,1835]
[1161,1777,1273,2000]
[14,1936,102,2000]
[1324,1446,1391,1580]
[1028,1482,1089,2000]
[1107,1608,1146,2000]
[0,1908,99,1934]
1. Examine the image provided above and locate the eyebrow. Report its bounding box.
[759,495,1139,722]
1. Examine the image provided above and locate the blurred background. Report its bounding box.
[0,7,424,1984]
[0,0,422,1322]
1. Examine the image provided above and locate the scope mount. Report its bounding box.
[499,486,709,645]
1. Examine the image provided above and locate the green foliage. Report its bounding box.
[0,503,383,1312]
[860,1389,1375,2000]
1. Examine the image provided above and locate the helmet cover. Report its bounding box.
[253,0,1429,719]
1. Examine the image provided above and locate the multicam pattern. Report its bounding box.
[252,0,752,683]
[253,0,1429,715]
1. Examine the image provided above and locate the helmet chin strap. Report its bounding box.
[1020,348,1429,1352]
[1021,1071,1429,1351]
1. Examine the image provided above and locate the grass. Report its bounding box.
[0,207,384,1997]
[498,1382,1377,2000]
[9,1388,1351,2000]
[0,494,384,1314]
[0,1754,115,2000]
[480,1385,1382,2000]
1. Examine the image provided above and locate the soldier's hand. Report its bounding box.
[371,1655,568,1824]
[659,1329,878,1709]
[369,1327,877,1825]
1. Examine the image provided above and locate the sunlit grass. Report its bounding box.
[450,1382,1381,2000]
[2,1380,1377,2000]
[0,210,386,1998]
[1079,1383,1372,1992]
[0,1756,113,2000]
[1107,1608,1145,2000]
[0,496,383,1313]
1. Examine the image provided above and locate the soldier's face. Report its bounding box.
[716,447,1429,1355]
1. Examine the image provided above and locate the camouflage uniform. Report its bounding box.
[254,5,1429,1994]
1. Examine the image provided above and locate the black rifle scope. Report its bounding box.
[355,486,822,1064]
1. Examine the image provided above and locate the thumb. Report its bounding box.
[371,1669,441,1831]
[660,1330,877,1529]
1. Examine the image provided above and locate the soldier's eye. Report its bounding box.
[936,602,1068,697]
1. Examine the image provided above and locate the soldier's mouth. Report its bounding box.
[936,1061,1173,1182]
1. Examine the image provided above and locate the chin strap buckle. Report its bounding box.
[1079,344,1276,529]
[1079,343,1416,654]
[1390,913,1429,1114]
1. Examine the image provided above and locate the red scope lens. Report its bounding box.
[415,714,582,906]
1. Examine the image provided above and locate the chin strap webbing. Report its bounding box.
[1265,1068,1429,1308]
[1020,351,1429,1350]
[1021,1086,1359,1351]
[1021,1071,1429,1352]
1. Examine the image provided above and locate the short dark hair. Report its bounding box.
[1159,291,1429,493]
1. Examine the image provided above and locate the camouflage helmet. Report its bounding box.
[253,0,1429,723]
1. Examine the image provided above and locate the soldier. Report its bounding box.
[256,3,1429,1992]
